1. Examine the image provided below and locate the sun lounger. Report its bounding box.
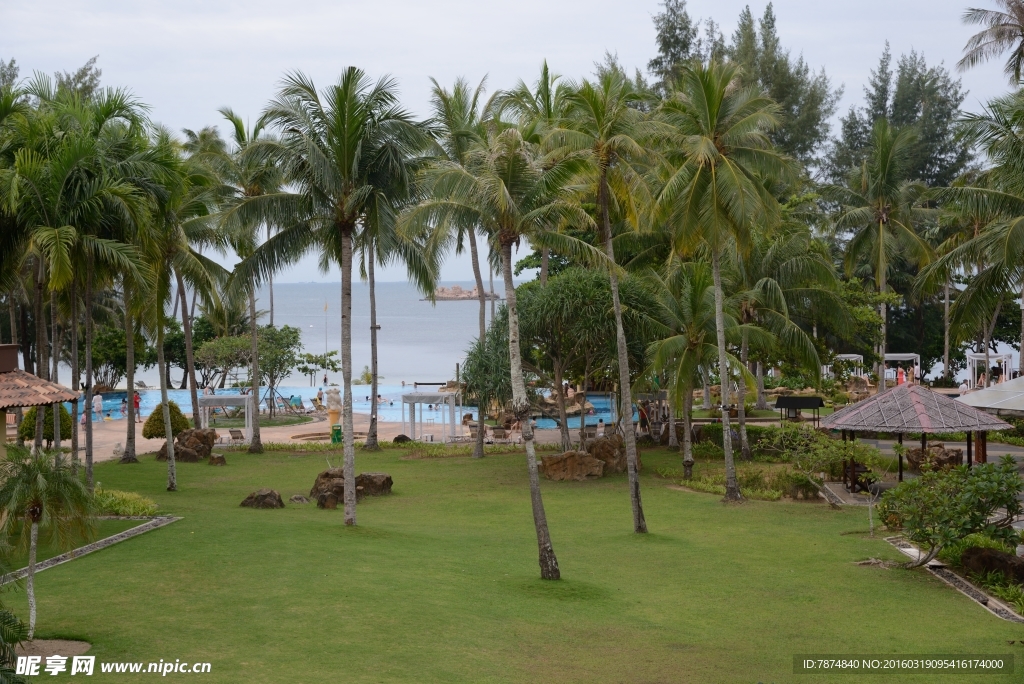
[229,429,245,446]
[491,428,507,444]
[135,380,149,389]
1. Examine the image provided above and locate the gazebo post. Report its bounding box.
[979,430,988,464]
[897,433,903,482]
[967,431,972,467]
[921,432,926,453]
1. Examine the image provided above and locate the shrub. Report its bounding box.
[142,401,189,439]
[94,489,158,516]
[878,457,1023,566]
[692,441,724,460]
[18,404,73,444]
[937,532,1015,566]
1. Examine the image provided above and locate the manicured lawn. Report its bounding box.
[203,415,313,428]
[20,445,1023,683]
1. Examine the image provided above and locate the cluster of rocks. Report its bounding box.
[309,468,393,508]
[157,428,219,464]
[905,443,964,471]
[539,434,643,482]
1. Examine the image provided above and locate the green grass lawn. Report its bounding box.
[202,414,313,429]
[19,445,1024,683]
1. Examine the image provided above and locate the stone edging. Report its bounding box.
[884,536,1024,623]
[0,516,180,586]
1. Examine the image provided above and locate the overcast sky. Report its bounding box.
[2,0,1011,282]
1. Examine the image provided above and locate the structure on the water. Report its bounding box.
[427,285,500,301]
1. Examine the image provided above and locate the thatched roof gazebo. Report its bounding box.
[821,383,1011,482]
[0,344,79,457]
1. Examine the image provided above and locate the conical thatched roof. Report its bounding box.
[0,369,79,410]
[821,383,1010,434]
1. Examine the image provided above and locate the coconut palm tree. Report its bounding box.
[0,446,93,639]
[425,77,492,339]
[654,61,796,501]
[231,69,426,524]
[960,1,1024,82]
[828,119,933,392]
[404,126,591,579]
[552,70,653,531]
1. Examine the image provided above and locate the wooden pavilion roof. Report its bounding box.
[821,383,1011,434]
[0,370,80,410]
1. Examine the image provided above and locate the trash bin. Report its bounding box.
[331,424,342,444]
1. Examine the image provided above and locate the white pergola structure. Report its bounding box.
[823,353,865,379]
[198,394,253,443]
[401,392,461,442]
[967,351,1015,388]
[884,353,921,384]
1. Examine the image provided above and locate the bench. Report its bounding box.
[842,458,875,494]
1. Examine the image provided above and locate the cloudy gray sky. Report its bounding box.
[2,0,1011,282]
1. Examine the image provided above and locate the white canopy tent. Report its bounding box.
[884,353,921,383]
[966,351,1015,389]
[197,394,253,443]
[958,374,1024,416]
[823,353,865,379]
[401,392,461,442]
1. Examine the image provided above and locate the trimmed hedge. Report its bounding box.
[18,404,73,443]
[142,401,190,439]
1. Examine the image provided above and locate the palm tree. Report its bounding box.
[425,77,492,340]
[960,1,1024,82]
[654,61,796,501]
[828,119,933,392]
[232,69,425,524]
[554,70,653,531]
[0,446,93,639]
[647,260,722,477]
[405,127,589,579]
[202,110,283,454]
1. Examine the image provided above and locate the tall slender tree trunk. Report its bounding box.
[578,358,591,446]
[20,305,32,375]
[33,262,45,452]
[175,270,200,423]
[84,264,96,490]
[711,248,741,501]
[9,296,20,441]
[51,291,60,452]
[341,226,357,525]
[599,178,647,533]
[248,289,263,453]
[122,298,139,463]
[682,389,694,479]
[702,374,711,410]
[27,521,37,640]
[737,330,751,461]
[157,315,177,491]
[488,264,496,322]
[69,286,78,470]
[942,280,951,380]
[1019,282,1023,376]
[365,248,379,450]
[755,361,768,410]
[268,226,275,327]
[467,226,486,341]
[553,362,571,451]
[667,388,678,448]
[501,239,559,579]
[983,297,1003,388]
[878,224,887,392]
[540,247,549,286]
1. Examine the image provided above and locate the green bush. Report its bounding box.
[937,533,1015,566]
[94,489,159,516]
[684,472,782,501]
[699,423,723,445]
[18,404,73,443]
[692,441,724,460]
[879,457,1023,564]
[142,401,190,439]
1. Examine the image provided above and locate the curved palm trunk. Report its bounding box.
[467,226,486,341]
[156,312,177,491]
[84,265,95,491]
[248,289,263,453]
[984,298,1003,388]
[667,392,678,448]
[27,520,37,640]
[268,226,275,327]
[489,265,496,322]
[175,270,200,424]
[501,240,559,579]
[365,249,379,450]
[122,299,139,463]
[540,248,550,286]
[712,248,742,501]
[702,375,711,410]
[737,330,751,461]
[341,226,357,525]
[600,181,647,533]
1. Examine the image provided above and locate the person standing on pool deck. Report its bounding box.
[92,392,103,419]
[134,391,142,422]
